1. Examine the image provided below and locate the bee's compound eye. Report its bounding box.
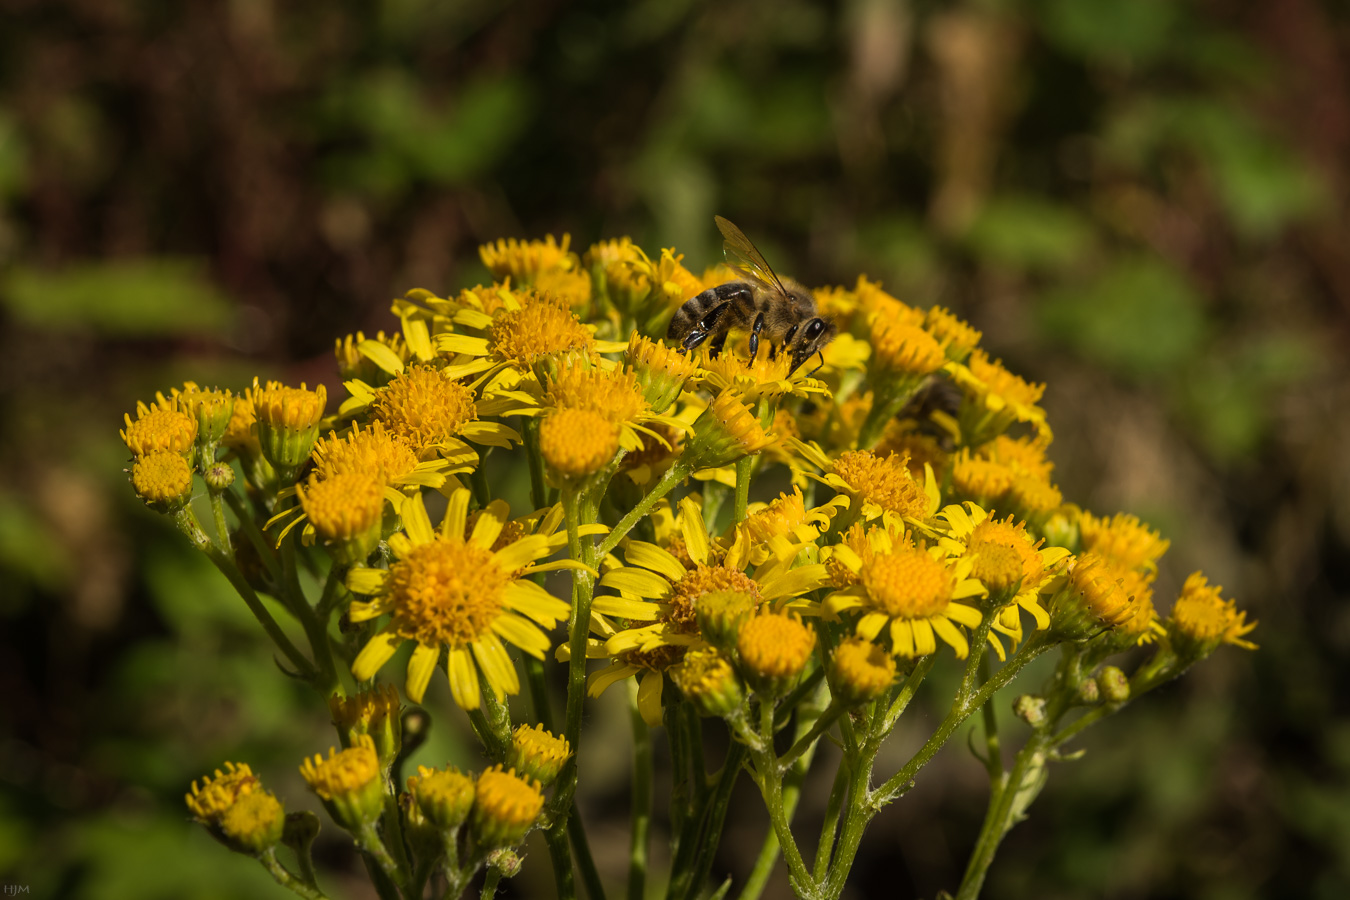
[803,318,826,340]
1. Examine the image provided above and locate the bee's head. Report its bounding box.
[788,317,838,374]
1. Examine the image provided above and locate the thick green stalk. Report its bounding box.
[259,849,330,900]
[597,461,689,559]
[670,743,748,900]
[544,827,577,900]
[811,760,850,883]
[733,455,753,523]
[627,682,653,900]
[173,506,315,680]
[955,729,1051,900]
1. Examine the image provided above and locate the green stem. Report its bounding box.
[733,455,753,523]
[481,867,503,900]
[670,743,748,900]
[569,817,607,900]
[223,487,282,584]
[259,849,330,900]
[884,655,937,731]
[173,507,315,680]
[544,826,577,900]
[356,821,407,897]
[955,730,1051,900]
[811,760,849,883]
[628,682,653,900]
[523,417,549,511]
[596,461,689,559]
[524,655,556,733]
[778,704,843,771]
[207,485,235,560]
[979,654,1003,779]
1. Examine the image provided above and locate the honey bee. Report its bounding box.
[667,216,836,374]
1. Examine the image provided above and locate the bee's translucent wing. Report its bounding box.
[715,215,790,297]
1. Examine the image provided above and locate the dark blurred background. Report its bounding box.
[2,0,1349,897]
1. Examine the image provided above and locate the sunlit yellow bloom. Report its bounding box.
[876,424,949,483]
[335,330,411,385]
[122,401,198,458]
[1078,510,1170,575]
[1006,472,1063,523]
[670,647,744,717]
[295,471,385,565]
[247,378,327,471]
[829,636,897,704]
[345,490,583,709]
[794,441,939,530]
[1047,552,1141,641]
[222,396,260,454]
[738,611,815,693]
[585,498,827,723]
[472,765,544,847]
[506,724,572,786]
[947,349,1050,443]
[534,266,593,311]
[186,761,260,824]
[329,683,402,766]
[951,449,1014,507]
[821,535,987,658]
[684,390,775,470]
[979,434,1054,482]
[407,765,475,830]
[131,451,193,508]
[938,504,1070,654]
[693,347,831,402]
[626,333,698,412]
[1168,572,1257,656]
[812,284,860,326]
[312,420,460,490]
[300,734,385,829]
[869,319,946,378]
[739,486,833,564]
[487,290,597,370]
[924,306,982,361]
[480,234,575,284]
[367,364,523,463]
[158,382,235,445]
[540,408,619,479]
[855,275,924,326]
[219,791,285,854]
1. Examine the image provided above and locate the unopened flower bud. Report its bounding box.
[299,735,384,832]
[472,766,544,848]
[670,648,744,718]
[328,684,402,769]
[695,590,757,651]
[1096,666,1130,704]
[204,462,236,492]
[506,724,572,786]
[737,612,815,697]
[1012,694,1047,727]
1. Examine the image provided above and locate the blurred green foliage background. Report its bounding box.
[2,0,1348,897]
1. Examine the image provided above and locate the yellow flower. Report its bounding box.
[947,349,1050,444]
[855,275,924,326]
[534,266,593,311]
[366,365,524,461]
[626,333,698,413]
[219,791,285,855]
[584,497,828,724]
[951,448,1015,506]
[159,382,235,445]
[829,636,897,705]
[692,347,831,402]
[540,407,620,479]
[130,451,194,509]
[329,683,402,767]
[122,401,198,458]
[487,290,596,370]
[793,441,939,530]
[246,378,327,472]
[938,504,1071,654]
[1046,552,1149,642]
[311,420,461,490]
[480,234,575,284]
[506,724,572,786]
[670,647,744,717]
[472,765,544,848]
[738,611,816,694]
[408,765,476,830]
[300,735,385,830]
[1078,510,1170,575]
[335,330,411,385]
[821,534,987,658]
[869,319,946,379]
[295,471,385,565]
[345,489,587,709]
[924,305,982,361]
[1167,572,1257,657]
[738,486,834,564]
[186,762,260,824]
[684,390,775,470]
[545,358,686,453]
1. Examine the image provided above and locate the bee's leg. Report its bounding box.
[747,312,766,360]
[681,301,732,353]
[809,350,826,376]
[708,331,730,358]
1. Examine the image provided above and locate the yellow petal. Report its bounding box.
[346,567,389,596]
[599,567,673,600]
[637,670,665,727]
[447,647,481,710]
[911,618,938,656]
[931,616,969,659]
[352,630,403,681]
[440,488,471,541]
[472,633,520,699]
[621,541,688,582]
[492,612,551,659]
[678,496,710,567]
[406,643,440,703]
[470,499,510,548]
[403,494,435,546]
